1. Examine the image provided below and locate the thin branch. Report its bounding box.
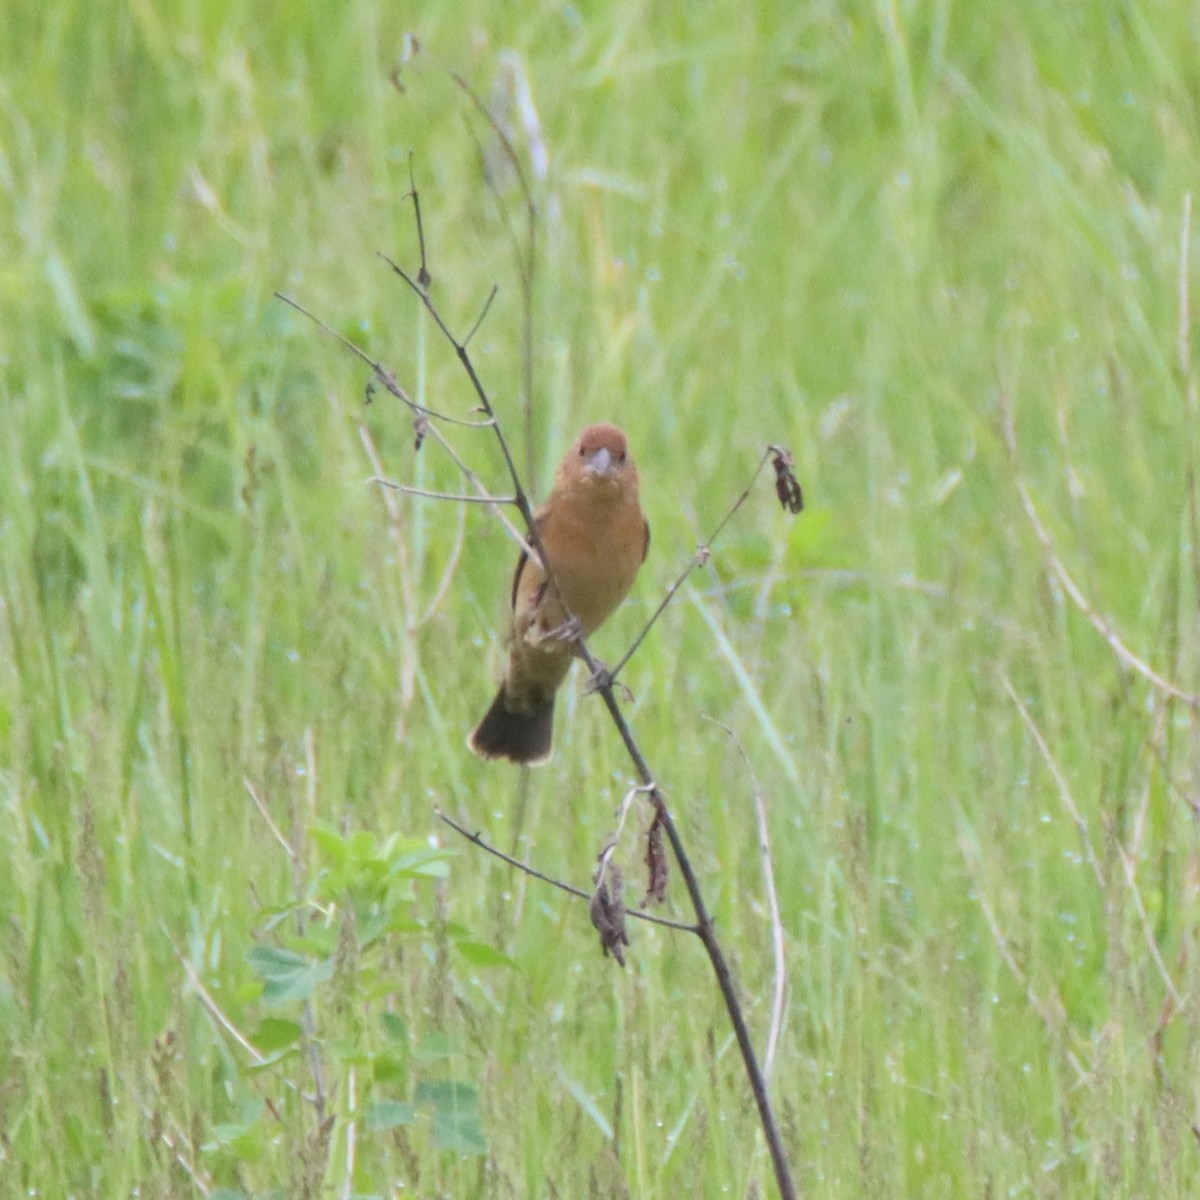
[463,283,499,348]
[406,152,431,289]
[594,784,653,893]
[704,717,789,1082]
[275,292,492,429]
[1001,394,1199,707]
[376,247,598,689]
[437,810,696,933]
[610,448,775,683]
[452,70,536,246]
[356,410,473,633]
[376,252,541,535]
[369,477,516,505]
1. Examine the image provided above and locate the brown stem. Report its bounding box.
[436,810,696,934]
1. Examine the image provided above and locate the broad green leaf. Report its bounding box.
[251,1017,303,1053]
[247,945,333,1003]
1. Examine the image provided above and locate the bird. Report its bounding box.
[469,423,649,765]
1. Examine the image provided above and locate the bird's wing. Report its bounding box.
[510,510,548,609]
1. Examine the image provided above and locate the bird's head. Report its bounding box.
[559,423,638,499]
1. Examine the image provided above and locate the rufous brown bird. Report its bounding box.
[469,423,649,765]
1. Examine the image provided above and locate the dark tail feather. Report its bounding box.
[468,686,555,766]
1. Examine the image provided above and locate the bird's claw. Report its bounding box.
[584,663,635,703]
[545,615,583,645]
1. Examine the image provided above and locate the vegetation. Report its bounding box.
[2,2,1198,1196]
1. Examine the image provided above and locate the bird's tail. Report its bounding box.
[468,685,555,766]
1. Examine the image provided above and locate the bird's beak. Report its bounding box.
[587,447,614,477]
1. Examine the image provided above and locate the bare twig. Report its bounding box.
[611,446,792,683]
[275,292,491,429]
[369,477,516,505]
[463,283,499,349]
[437,810,695,933]
[405,152,431,289]
[594,784,653,894]
[704,718,789,1081]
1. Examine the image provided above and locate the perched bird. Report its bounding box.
[469,423,649,766]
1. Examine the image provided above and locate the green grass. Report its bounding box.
[3,1,1200,1196]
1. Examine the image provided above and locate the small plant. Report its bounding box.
[185,818,501,1197]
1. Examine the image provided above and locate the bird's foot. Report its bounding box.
[543,614,583,646]
[584,662,634,703]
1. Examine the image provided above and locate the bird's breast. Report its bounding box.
[538,497,644,635]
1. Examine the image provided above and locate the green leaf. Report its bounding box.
[372,1053,407,1085]
[415,1081,486,1156]
[380,1013,408,1043]
[244,1047,300,1074]
[330,1041,374,1066]
[251,1017,303,1053]
[347,829,377,861]
[310,825,348,866]
[246,945,333,1003]
[454,940,517,969]
[359,906,393,947]
[206,1099,265,1163]
[364,1099,418,1131]
[388,847,453,878]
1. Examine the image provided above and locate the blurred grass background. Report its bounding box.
[2,1,1200,1196]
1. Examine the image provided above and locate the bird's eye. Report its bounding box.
[579,446,587,457]
[617,451,626,463]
